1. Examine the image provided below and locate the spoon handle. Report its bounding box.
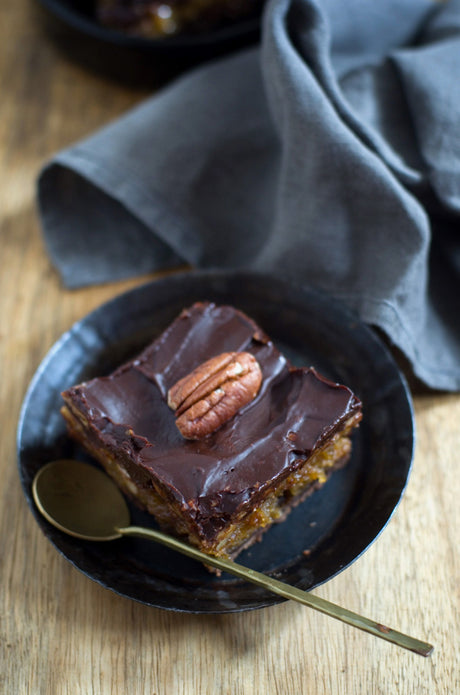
[119,525,433,657]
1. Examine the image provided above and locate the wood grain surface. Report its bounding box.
[1,2,459,693]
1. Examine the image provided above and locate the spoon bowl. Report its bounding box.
[33,459,130,541]
[32,459,433,657]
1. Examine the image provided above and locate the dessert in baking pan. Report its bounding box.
[96,0,263,37]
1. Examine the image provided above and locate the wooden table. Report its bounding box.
[1,2,459,693]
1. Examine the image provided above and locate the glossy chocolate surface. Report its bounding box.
[64,303,361,538]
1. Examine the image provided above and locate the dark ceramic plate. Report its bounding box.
[36,0,262,82]
[17,270,414,613]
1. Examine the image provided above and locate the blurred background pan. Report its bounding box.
[35,0,262,85]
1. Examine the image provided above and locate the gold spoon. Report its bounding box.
[32,459,433,657]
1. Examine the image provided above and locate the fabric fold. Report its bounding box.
[37,0,460,390]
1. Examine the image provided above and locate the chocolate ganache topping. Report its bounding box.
[65,303,361,539]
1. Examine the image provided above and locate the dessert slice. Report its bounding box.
[61,302,362,562]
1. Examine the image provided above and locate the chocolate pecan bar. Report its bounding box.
[61,302,362,563]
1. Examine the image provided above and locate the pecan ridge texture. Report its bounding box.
[167,351,262,439]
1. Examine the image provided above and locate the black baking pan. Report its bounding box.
[35,0,262,85]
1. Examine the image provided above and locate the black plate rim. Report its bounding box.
[36,0,261,51]
[17,269,415,613]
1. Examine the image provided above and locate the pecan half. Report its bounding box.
[167,351,262,440]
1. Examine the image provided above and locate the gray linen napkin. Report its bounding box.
[37,0,460,391]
